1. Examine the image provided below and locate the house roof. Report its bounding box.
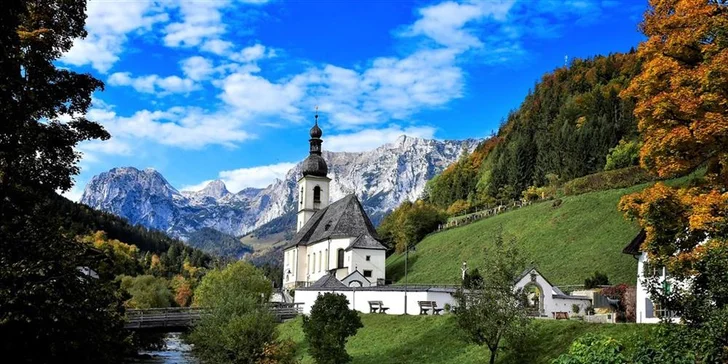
[341,270,371,286]
[622,229,646,255]
[284,194,381,249]
[346,234,387,251]
[309,272,347,289]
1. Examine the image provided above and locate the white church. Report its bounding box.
[282,114,388,290]
[281,114,595,318]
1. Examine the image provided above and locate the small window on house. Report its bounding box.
[324,220,332,231]
[300,187,304,205]
[366,255,371,261]
[313,186,321,203]
[363,270,372,278]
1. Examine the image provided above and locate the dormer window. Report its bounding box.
[324,220,332,231]
[313,186,321,203]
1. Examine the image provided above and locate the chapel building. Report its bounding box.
[282,113,387,290]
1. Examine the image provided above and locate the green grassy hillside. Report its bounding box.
[278,314,653,364]
[386,184,651,286]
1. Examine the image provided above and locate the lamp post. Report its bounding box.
[404,244,415,315]
[404,247,408,315]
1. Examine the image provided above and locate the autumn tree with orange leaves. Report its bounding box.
[619,0,728,360]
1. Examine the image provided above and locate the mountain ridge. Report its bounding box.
[81,136,479,241]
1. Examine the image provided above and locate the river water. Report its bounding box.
[125,333,198,364]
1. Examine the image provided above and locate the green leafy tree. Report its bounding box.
[604,139,641,171]
[0,0,129,361]
[584,271,609,289]
[188,261,276,364]
[377,200,446,253]
[455,232,530,364]
[119,275,174,309]
[303,293,363,364]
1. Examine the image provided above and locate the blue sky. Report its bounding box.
[60,0,647,200]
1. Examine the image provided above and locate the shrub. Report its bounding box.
[584,271,609,289]
[303,293,363,364]
[522,186,541,202]
[447,199,471,216]
[604,139,641,171]
[552,334,626,364]
[258,339,300,364]
[572,304,581,315]
[562,166,653,196]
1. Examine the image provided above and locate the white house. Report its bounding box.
[623,230,679,324]
[515,267,591,318]
[282,114,388,290]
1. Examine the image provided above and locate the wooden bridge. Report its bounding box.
[125,303,303,331]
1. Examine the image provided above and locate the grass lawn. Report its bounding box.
[386,184,653,287]
[278,314,654,364]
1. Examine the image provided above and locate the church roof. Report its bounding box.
[309,272,346,288]
[346,233,387,251]
[285,194,381,249]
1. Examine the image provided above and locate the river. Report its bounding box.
[125,333,198,364]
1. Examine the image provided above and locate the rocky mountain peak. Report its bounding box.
[198,179,229,199]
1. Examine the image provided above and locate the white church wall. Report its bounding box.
[349,249,386,285]
[296,289,457,315]
[301,238,353,284]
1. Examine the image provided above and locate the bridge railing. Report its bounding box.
[125,304,303,329]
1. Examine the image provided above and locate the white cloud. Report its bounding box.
[220,73,306,116]
[182,162,297,193]
[181,56,216,81]
[87,102,253,149]
[163,0,271,52]
[230,44,276,63]
[326,126,437,152]
[403,0,515,49]
[108,72,198,95]
[202,39,235,55]
[61,0,168,72]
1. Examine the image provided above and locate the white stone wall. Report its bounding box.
[551,297,590,317]
[295,289,457,315]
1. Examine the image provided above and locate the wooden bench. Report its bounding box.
[368,301,389,314]
[417,301,444,315]
[553,312,569,320]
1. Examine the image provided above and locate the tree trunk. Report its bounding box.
[489,349,497,364]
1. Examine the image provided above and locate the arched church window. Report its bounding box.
[313,186,321,203]
[337,249,345,269]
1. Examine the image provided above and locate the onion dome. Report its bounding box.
[302,154,328,177]
[310,120,322,138]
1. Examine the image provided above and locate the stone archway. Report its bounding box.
[523,282,545,316]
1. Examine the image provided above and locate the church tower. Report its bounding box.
[297,111,330,232]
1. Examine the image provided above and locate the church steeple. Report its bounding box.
[309,112,323,155]
[297,109,331,232]
[301,109,328,177]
